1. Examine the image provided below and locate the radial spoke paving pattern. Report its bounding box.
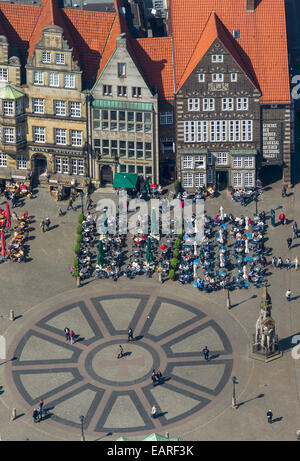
[9,294,234,435]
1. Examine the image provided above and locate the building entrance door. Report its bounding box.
[101,165,113,185]
[216,170,229,191]
[32,154,47,186]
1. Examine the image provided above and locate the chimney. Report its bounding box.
[246,0,256,12]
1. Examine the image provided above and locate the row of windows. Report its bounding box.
[93,109,152,133]
[102,85,142,98]
[32,99,81,117]
[33,127,83,146]
[55,157,85,176]
[94,139,152,159]
[0,126,24,143]
[33,72,76,88]
[198,73,237,83]
[0,153,27,169]
[41,52,66,65]
[182,171,254,188]
[184,120,253,142]
[119,164,152,176]
[188,97,249,112]
[182,154,254,169]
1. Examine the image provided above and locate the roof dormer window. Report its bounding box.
[42,51,51,64]
[55,53,65,65]
[212,55,223,63]
[233,30,240,39]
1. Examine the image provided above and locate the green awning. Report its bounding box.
[231,149,258,156]
[143,433,169,442]
[113,172,138,189]
[0,85,24,100]
[92,99,153,112]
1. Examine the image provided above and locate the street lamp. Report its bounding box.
[226,288,231,309]
[79,415,85,441]
[232,376,238,409]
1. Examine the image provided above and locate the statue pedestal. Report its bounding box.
[249,336,282,363]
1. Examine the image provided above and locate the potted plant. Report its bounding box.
[169,269,175,281]
[174,180,181,195]
[73,256,78,268]
[173,249,179,259]
[76,235,82,244]
[73,268,80,287]
[74,243,80,254]
[76,225,82,235]
[78,213,84,224]
[171,258,178,269]
[174,238,181,250]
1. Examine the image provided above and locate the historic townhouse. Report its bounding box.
[90,28,159,187]
[0,35,27,186]
[169,0,291,190]
[0,0,115,194]
[0,0,292,193]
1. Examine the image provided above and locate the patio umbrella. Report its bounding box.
[5,203,11,228]
[160,244,167,250]
[97,240,104,266]
[146,236,153,263]
[151,208,158,234]
[102,210,108,234]
[0,231,6,257]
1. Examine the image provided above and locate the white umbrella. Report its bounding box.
[243,265,247,280]
[194,240,197,256]
[245,216,249,231]
[220,206,224,220]
[245,239,249,254]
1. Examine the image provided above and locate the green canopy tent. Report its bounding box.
[146,236,153,264]
[113,173,138,189]
[115,436,130,441]
[143,433,180,441]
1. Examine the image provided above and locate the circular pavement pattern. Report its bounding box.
[8,294,234,435]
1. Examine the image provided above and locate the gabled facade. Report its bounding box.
[176,14,261,190]
[90,34,159,186]
[0,35,27,185]
[25,24,88,193]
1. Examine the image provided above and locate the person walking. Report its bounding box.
[282,185,287,198]
[270,209,275,227]
[285,289,292,302]
[202,346,210,361]
[33,408,39,423]
[40,219,45,233]
[292,221,298,239]
[293,256,299,271]
[128,327,134,342]
[86,196,93,210]
[271,256,277,269]
[285,258,291,270]
[150,406,158,419]
[156,369,163,384]
[67,197,74,211]
[151,370,157,386]
[70,330,75,344]
[277,257,283,269]
[267,409,273,424]
[64,327,70,341]
[38,399,44,421]
[117,345,124,359]
[287,237,293,250]
[279,213,286,225]
[45,217,51,231]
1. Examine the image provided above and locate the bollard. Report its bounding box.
[226,290,231,309]
[11,408,16,421]
[9,310,15,321]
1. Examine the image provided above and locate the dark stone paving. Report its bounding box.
[7,293,234,435]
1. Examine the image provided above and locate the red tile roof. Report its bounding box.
[0,0,115,83]
[171,0,290,104]
[133,37,174,100]
[177,12,260,94]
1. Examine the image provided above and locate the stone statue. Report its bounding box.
[255,285,276,352]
